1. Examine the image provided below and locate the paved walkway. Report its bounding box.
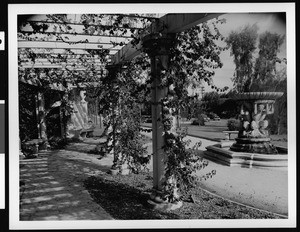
[20,140,113,220]
[19,132,288,220]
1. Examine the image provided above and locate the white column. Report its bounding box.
[143,33,175,192]
[151,55,169,190]
[37,92,47,140]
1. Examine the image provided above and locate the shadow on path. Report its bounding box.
[20,149,113,220]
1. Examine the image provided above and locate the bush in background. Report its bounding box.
[227,118,241,131]
[191,115,205,126]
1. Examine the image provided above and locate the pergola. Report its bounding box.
[18,13,222,201]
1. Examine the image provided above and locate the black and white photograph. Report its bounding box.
[6,2,296,230]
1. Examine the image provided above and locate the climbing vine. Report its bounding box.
[97,55,152,174]
[18,14,227,202]
[147,18,226,201]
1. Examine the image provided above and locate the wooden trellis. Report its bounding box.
[18,12,222,198]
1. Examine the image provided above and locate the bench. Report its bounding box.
[80,128,94,138]
[222,131,239,140]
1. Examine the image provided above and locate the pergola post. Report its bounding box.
[36,91,47,141]
[105,65,123,172]
[36,91,49,150]
[142,33,176,193]
[59,93,68,139]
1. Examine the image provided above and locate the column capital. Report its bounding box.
[142,33,176,57]
[106,64,122,71]
[105,64,122,78]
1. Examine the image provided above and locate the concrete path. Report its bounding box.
[187,136,288,216]
[20,142,113,220]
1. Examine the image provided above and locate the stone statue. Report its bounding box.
[239,104,269,138]
[80,90,86,103]
[250,104,269,137]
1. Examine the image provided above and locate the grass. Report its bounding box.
[83,171,283,220]
[142,119,288,148]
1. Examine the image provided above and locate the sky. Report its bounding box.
[202,12,287,93]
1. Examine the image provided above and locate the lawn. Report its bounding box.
[142,119,287,148]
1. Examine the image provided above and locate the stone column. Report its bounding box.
[59,106,65,138]
[105,65,123,172]
[36,92,47,140]
[36,91,48,150]
[142,33,176,191]
[35,93,40,139]
[79,90,88,126]
[19,137,25,159]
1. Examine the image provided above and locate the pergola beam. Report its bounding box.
[110,13,222,65]
[24,19,147,29]
[18,39,123,46]
[152,13,222,33]
[18,48,116,55]
[21,58,106,62]
[104,13,161,20]
[18,41,120,51]
[21,65,103,70]
[19,30,134,39]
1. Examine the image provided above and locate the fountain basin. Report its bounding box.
[230,137,278,154]
[204,142,287,170]
[231,91,284,101]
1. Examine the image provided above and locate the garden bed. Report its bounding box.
[83,171,283,220]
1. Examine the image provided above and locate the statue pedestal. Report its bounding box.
[230,137,278,154]
[204,143,287,169]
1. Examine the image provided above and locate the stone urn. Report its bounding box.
[230,92,284,154]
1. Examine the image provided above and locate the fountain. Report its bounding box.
[204,92,288,169]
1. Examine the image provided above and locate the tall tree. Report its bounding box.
[250,31,285,90]
[201,91,221,113]
[226,24,259,92]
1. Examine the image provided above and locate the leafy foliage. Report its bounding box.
[163,128,215,202]
[19,82,39,142]
[227,25,286,94]
[98,56,152,174]
[226,24,259,92]
[169,19,228,94]
[18,14,226,202]
[227,118,241,131]
[141,19,227,201]
[252,31,285,85]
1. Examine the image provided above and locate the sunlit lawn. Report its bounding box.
[142,118,287,148]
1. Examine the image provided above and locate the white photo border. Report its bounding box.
[9,2,296,229]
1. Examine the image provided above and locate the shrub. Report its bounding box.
[104,103,151,174]
[191,116,205,126]
[163,128,216,202]
[227,118,241,131]
[48,136,69,149]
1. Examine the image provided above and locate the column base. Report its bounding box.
[147,191,183,211]
[19,151,26,160]
[109,168,119,175]
[108,165,131,176]
[147,199,183,211]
